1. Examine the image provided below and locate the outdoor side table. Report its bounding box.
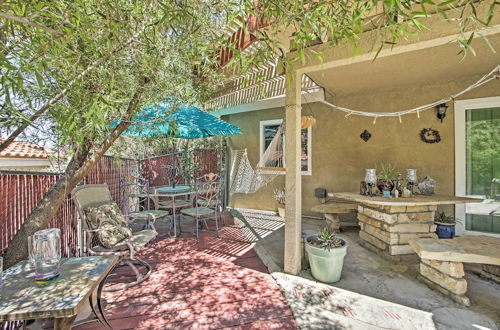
[0,255,118,330]
[332,193,482,261]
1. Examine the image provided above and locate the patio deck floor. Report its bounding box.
[74,216,296,330]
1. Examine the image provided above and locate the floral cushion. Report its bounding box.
[84,202,132,248]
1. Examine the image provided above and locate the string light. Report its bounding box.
[398,114,402,123]
[373,116,377,125]
[303,64,499,120]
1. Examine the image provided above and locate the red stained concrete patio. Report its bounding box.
[74,216,296,329]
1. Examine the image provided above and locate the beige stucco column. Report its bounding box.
[284,71,302,274]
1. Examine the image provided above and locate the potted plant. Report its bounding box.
[273,188,286,218]
[434,211,461,239]
[305,227,348,283]
[376,163,397,195]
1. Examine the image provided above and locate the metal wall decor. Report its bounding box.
[360,129,372,142]
[420,128,441,144]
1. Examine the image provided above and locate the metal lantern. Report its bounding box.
[436,103,448,122]
[364,169,377,197]
[406,169,418,196]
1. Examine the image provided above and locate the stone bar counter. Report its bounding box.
[332,193,481,261]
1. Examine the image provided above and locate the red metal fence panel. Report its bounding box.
[141,149,219,186]
[141,153,181,187]
[194,149,219,177]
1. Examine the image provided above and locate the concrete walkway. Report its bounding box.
[273,272,435,329]
[231,209,500,330]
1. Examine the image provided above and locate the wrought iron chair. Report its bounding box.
[120,176,170,230]
[72,184,157,291]
[180,173,222,240]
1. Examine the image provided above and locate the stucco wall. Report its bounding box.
[224,73,500,215]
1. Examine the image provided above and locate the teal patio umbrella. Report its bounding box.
[119,100,240,139]
[115,99,240,188]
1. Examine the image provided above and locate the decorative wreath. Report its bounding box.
[420,128,441,144]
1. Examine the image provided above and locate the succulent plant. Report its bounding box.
[377,163,398,180]
[434,211,458,224]
[311,227,344,251]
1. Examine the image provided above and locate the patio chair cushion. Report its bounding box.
[128,209,169,221]
[84,202,133,248]
[181,207,214,217]
[93,229,157,252]
[197,200,217,207]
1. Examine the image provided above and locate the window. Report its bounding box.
[455,97,500,237]
[259,119,312,175]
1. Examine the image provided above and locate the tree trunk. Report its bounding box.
[2,78,149,268]
[2,145,90,268]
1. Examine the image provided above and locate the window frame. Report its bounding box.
[454,96,500,237]
[259,119,312,176]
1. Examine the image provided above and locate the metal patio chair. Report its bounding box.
[72,184,157,291]
[120,176,170,231]
[180,173,222,240]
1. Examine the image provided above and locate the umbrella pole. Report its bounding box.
[172,140,176,188]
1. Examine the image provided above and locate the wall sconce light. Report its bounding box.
[436,103,448,122]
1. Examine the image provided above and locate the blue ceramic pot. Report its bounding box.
[436,223,455,239]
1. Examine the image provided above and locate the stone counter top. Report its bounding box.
[332,192,482,207]
[311,202,357,214]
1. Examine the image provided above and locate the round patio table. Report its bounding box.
[151,185,194,237]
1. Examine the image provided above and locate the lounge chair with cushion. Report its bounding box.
[72,184,158,291]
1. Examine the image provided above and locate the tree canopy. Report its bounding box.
[0,0,242,148]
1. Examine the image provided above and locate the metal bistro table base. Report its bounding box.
[151,185,194,238]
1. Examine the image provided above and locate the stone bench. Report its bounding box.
[311,202,358,232]
[409,235,500,306]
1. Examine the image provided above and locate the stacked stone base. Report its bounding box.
[357,204,437,262]
[481,264,500,284]
[418,259,470,306]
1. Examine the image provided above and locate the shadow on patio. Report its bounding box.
[73,214,296,329]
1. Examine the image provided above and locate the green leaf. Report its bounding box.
[35,71,44,88]
[477,32,496,53]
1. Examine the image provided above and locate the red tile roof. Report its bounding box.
[0,138,49,159]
